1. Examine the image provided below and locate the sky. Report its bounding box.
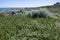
[0,0,60,8]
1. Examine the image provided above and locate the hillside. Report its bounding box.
[0,2,60,40]
[0,2,60,17]
[40,2,60,13]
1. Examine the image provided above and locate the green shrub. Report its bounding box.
[39,8,50,18]
[28,8,50,18]
[0,13,4,17]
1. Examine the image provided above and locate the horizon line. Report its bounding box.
[0,4,53,8]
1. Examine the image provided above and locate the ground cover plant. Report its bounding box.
[0,13,60,40]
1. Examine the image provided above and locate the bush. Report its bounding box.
[0,13,4,17]
[28,8,51,18]
[39,8,50,18]
[28,10,40,18]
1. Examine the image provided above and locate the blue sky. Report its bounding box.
[0,0,60,8]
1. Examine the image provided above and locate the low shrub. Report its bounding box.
[39,8,50,18]
[0,13,4,17]
[28,8,51,18]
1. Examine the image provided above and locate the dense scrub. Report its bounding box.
[0,14,60,40]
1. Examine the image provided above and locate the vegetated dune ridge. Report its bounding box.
[0,2,60,40]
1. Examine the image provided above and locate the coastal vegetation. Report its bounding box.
[0,2,60,40]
